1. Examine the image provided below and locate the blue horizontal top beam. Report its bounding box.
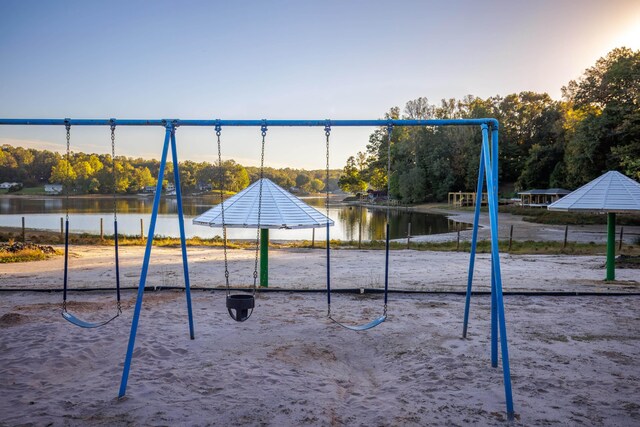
[0,118,499,128]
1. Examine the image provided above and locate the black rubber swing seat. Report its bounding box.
[226,294,255,322]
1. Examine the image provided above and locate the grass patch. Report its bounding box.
[0,243,62,263]
[0,248,50,263]
[0,186,48,196]
[324,239,640,256]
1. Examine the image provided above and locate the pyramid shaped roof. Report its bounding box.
[193,178,334,229]
[547,171,640,213]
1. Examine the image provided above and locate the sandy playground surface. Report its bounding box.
[1,245,640,426]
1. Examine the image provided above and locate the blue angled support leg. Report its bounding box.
[118,125,172,398]
[170,129,195,340]
[490,128,499,368]
[462,144,485,338]
[481,124,514,420]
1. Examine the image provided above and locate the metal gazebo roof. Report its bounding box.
[193,178,334,229]
[547,171,640,213]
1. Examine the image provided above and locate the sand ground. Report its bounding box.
[1,290,639,426]
[1,245,639,426]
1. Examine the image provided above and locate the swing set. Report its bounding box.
[0,117,514,420]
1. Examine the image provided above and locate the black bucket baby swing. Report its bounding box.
[215,123,267,322]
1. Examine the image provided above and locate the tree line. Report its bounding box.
[0,145,341,194]
[339,47,640,202]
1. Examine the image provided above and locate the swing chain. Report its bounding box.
[384,123,393,317]
[252,124,267,290]
[65,121,71,222]
[386,123,393,220]
[216,124,230,289]
[325,123,331,319]
[324,123,330,212]
[111,122,117,221]
[117,300,122,314]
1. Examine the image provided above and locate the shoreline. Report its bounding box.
[2,196,640,246]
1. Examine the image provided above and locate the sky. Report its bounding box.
[0,0,639,170]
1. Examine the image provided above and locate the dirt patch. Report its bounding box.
[616,255,640,269]
[0,312,29,327]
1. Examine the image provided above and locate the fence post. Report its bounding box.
[407,222,411,249]
[508,224,514,251]
[311,228,315,248]
[140,218,144,239]
[21,216,25,243]
[619,226,624,251]
[563,225,568,249]
[456,223,460,251]
[60,217,64,238]
[100,218,104,240]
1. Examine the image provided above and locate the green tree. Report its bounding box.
[515,103,567,190]
[308,178,325,193]
[11,146,35,182]
[497,92,555,183]
[398,167,426,203]
[231,164,250,192]
[131,167,155,191]
[562,47,640,187]
[338,156,367,194]
[295,173,310,188]
[31,150,60,185]
[196,163,219,189]
[50,159,76,189]
[0,148,18,182]
[220,161,250,192]
[368,167,387,190]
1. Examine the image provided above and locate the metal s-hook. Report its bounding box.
[324,119,331,137]
[260,119,267,136]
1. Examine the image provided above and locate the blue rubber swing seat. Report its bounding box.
[329,314,387,331]
[61,217,122,329]
[62,311,120,328]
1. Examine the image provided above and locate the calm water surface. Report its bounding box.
[0,196,466,241]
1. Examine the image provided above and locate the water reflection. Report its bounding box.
[0,196,467,240]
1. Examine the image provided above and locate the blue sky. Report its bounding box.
[1,0,639,169]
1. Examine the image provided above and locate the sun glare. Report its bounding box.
[613,18,640,49]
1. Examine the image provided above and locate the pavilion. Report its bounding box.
[518,188,571,207]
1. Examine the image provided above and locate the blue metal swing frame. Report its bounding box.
[0,117,514,420]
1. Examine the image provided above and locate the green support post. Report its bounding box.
[606,212,616,281]
[260,228,269,287]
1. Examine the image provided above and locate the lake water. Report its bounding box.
[0,195,466,241]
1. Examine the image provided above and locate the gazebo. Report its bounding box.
[547,171,640,280]
[518,188,571,207]
[193,178,334,287]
